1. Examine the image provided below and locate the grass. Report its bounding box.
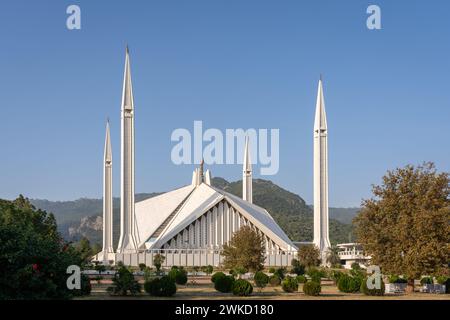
[80,276,450,300]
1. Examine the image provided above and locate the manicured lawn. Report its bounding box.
[81,277,450,300]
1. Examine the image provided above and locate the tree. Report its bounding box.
[221,226,265,272]
[353,163,450,291]
[297,244,320,268]
[91,243,102,256]
[326,245,341,268]
[153,253,165,273]
[201,265,213,275]
[74,237,93,265]
[0,196,86,299]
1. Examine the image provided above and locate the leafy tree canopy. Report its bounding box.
[297,244,320,268]
[353,162,450,281]
[0,195,85,299]
[222,226,265,272]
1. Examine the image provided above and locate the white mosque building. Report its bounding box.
[94,48,332,267]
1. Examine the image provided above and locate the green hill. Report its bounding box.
[30,178,356,246]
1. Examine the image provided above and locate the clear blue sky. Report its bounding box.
[0,1,449,207]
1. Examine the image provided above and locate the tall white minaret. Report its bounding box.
[313,77,331,262]
[242,136,253,203]
[101,120,114,258]
[117,47,138,253]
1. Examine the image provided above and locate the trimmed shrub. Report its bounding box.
[436,276,447,284]
[143,266,154,281]
[274,267,287,280]
[232,279,253,296]
[107,265,141,296]
[330,270,344,284]
[144,276,176,297]
[291,259,305,276]
[351,262,361,270]
[211,272,226,283]
[254,271,269,290]
[281,276,298,293]
[436,276,450,294]
[201,265,213,275]
[168,268,188,285]
[214,275,235,293]
[234,266,248,277]
[306,267,324,284]
[337,274,361,293]
[420,277,433,285]
[361,277,385,296]
[144,277,160,296]
[349,264,366,279]
[175,271,188,285]
[388,275,408,284]
[296,275,307,284]
[269,275,281,286]
[303,281,321,296]
[138,263,146,271]
[268,267,276,274]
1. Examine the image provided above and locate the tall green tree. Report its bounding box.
[222,226,265,272]
[297,244,320,268]
[353,163,450,290]
[326,245,341,268]
[75,237,93,265]
[0,196,85,299]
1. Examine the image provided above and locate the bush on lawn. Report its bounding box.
[281,276,298,293]
[291,259,305,275]
[201,265,214,275]
[388,275,408,284]
[306,267,325,284]
[168,267,188,285]
[361,276,385,296]
[107,265,141,296]
[268,267,276,274]
[330,270,344,285]
[232,279,253,296]
[420,277,434,285]
[303,281,321,296]
[214,275,235,293]
[337,274,361,293]
[269,275,281,286]
[274,267,287,280]
[211,272,226,283]
[144,276,176,297]
[138,263,146,272]
[253,271,269,290]
[436,276,449,293]
[234,266,248,278]
[296,275,307,284]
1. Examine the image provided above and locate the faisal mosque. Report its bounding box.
[94,48,331,267]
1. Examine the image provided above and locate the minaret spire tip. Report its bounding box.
[243,136,253,203]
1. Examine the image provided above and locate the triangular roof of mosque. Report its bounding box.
[134,182,296,251]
